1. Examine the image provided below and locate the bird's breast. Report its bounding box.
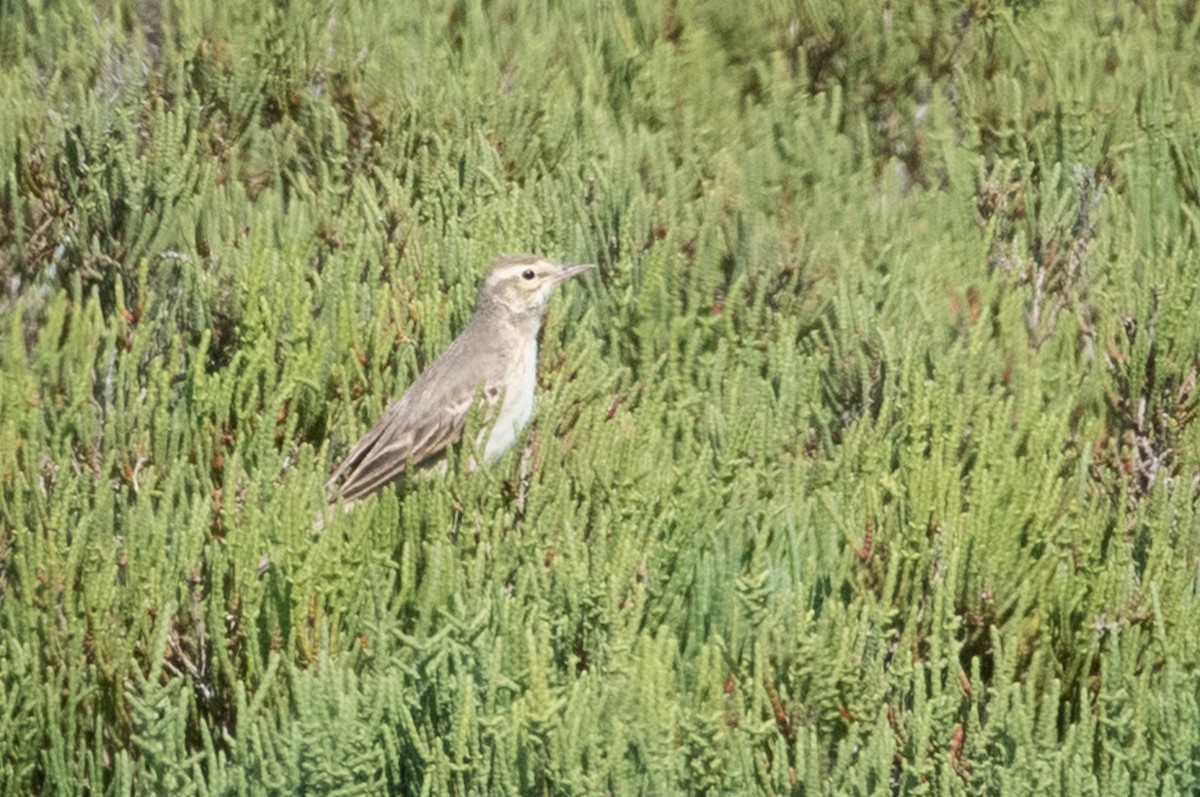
[482,334,539,460]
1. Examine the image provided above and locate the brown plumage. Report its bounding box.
[326,254,594,503]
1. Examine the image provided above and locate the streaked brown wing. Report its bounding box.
[326,319,510,504]
[326,395,472,502]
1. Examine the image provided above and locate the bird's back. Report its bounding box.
[326,317,511,501]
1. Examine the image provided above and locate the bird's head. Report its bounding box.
[476,254,594,321]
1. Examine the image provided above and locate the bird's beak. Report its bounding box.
[555,263,596,283]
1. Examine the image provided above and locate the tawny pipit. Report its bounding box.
[326,254,594,503]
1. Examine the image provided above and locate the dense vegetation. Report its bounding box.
[2,0,1200,793]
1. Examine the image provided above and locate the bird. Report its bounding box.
[325,253,595,504]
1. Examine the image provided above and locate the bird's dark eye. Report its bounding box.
[521,269,536,281]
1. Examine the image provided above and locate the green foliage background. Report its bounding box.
[2,0,1200,793]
